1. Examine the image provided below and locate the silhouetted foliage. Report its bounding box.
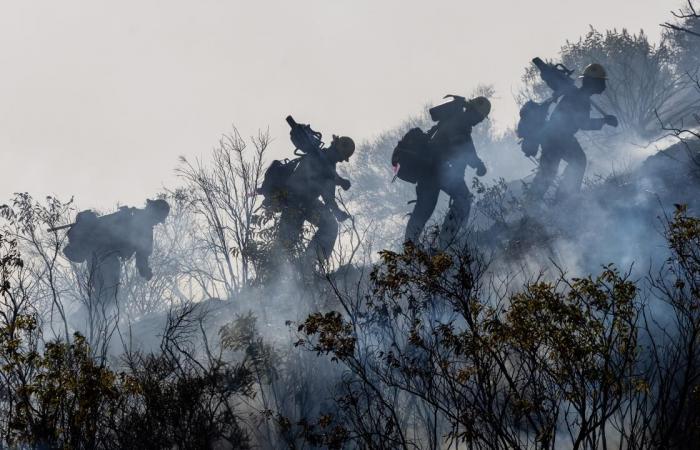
[663,1,700,73]
[0,232,254,449]
[294,205,700,448]
[4,8,700,448]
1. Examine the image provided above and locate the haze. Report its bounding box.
[0,0,675,208]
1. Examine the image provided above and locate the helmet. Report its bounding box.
[580,63,607,79]
[332,135,355,160]
[146,199,170,223]
[469,97,492,120]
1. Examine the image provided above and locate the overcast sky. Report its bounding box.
[0,0,678,208]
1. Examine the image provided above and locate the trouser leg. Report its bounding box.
[438,161,472,249]
[405,178,440,244]
[555,138,587,200]
[277,206,305,256]
[529,141,563,200]
[88,252,121,307]
[304,200,339,264]
[439,171,472,249]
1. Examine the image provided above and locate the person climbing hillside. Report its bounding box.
[393,95,490,248]
[258,116,355,266]
[60,199,170,305]
[527,63,619,201]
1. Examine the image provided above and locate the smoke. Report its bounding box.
[2,78,699,450]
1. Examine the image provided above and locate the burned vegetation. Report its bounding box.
[2,3,700,450]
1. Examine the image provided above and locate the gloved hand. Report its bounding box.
[334,210,351,222]
[338,178,351,191]
[604,115,619,128]
[476,161,487,177]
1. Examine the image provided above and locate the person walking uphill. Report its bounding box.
[59,199,170,305]
[393,95,490,249]
[257,116,354,267]
[529,63,619,201]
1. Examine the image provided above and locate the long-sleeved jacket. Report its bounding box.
[547,88,605,137]
[429,113,483,171]
[284,151,341,212]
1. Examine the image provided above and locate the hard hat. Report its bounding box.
[469,96,492,120]
[580,63,607,79]
[146,199,170,222]
[332,135,355,159]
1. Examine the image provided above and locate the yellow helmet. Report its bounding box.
[332,135,355,160]
[580,63,607,80]
[469,96,491,120]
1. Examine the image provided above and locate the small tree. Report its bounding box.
[0,194,75,343]
[663,1,700,73]
[177,127,271,297]
[659,1,700,168]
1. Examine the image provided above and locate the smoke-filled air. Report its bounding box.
[2,2,700,449]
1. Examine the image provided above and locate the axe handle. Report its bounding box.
[590,99,609,117]
[46,223,74,233]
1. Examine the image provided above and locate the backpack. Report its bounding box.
[257,158,301,209]
[517,57,581,157]
[516,100,553,157]
[391,128,433,184]
[63,210,100,263]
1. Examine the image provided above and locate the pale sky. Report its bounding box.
[0,0,678,208]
